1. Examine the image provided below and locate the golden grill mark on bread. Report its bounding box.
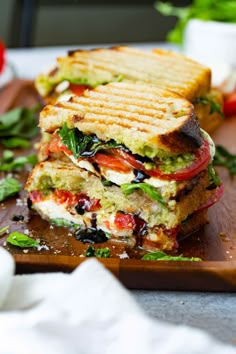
[39,82,202,155]
[57,46,211,101]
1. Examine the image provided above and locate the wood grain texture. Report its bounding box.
[0,80,236,291]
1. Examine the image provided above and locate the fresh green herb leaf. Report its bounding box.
[0,105,40,143]
[155,0,236,44]
[7,231,39,248]
[102,179,113,186]
[0,153,37,172]
[195,97,224,118]
[0,177,20,202]
[113,74,124,83]
[121,183,167,209]
[58,123,81,158]
[0,225,9,236]
[85,245,111,258]
[213,145,236,176]
[1,137,31,149]
[95,247,111,258]
[207,163,221,188]
[142,251,202,261]
[85,245,96,257]
[58,123,125,158]
[50,218,81,228]
[3,150,14,162]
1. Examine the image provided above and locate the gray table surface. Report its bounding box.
[132,290,236,346]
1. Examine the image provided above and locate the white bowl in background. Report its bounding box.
[183,19,236,86]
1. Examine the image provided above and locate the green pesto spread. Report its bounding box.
[158,153,194,174]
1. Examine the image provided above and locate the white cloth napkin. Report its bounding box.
[0,247,235,354]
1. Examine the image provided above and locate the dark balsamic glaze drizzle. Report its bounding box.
[27,198,33,210]
[74,213,109,244]
[75,227,108,244]
[133,215,148,247]
[132,169,150,183]
[11,214,24,222]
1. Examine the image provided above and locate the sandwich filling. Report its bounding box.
[26,160,223,251]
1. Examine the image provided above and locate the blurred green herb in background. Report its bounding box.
[0,104,41,148]
[154,0,236,44]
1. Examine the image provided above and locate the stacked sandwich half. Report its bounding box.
[25,82,223,251]
[35,46,223,133]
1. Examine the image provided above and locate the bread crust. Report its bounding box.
[39,82,202,155]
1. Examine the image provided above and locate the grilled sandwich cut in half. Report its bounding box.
[26,82,223,251]
[35,46,223,133]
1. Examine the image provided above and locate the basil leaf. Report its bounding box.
[121,183,167,209]
[207,163,221,188]
[0,105,40,140]
[85,245,111,258]
[142,251,201,261]
[213,145,236,176]
[195,97,224,118]
[7,231,39,248]
[95,247,110,258]
[155,0,236,43]
[85,245,96,257]
[0,153,37,172]
[0,177,20,202]
[0,107,23,130]
[3,150,14,162]
[1,137,31,149]
[50,218,81,228]
[0,225,9,236]
[58,123,125,158]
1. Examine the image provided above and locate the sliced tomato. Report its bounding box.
[114,212,135,230]
[53,190,80,206]
[0,40,5,73]
[111,149,144,171]
[112,140,211,181]
[224,92,236,117]
[47,134,72,156]
[196,184,224,212]
[147,140,211,181]
[29,191,43,203]
[69,83,90,96]
[92,153,132,173]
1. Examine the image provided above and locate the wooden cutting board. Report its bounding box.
[1,79,236,291]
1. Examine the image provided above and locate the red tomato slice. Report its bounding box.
[69,83,90,96]
[111,149,144,171]
[196,184,224,212]
[92,153,132,173]
[53,190,81,206]
[47,134,72,156]
[114,212,135,230]
[147,140,211,181]
[29,191,43,203]
[224,92,236,117]
[0,40,5,73]
[112,140,211,181]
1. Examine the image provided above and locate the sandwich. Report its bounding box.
[25,82,223,251]
[35,46,223,133]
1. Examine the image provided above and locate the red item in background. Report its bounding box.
[224,92,236,117]
[0,40,5,73]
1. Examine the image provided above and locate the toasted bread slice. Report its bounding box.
[39,82,202,156]
[36,46,211,102]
